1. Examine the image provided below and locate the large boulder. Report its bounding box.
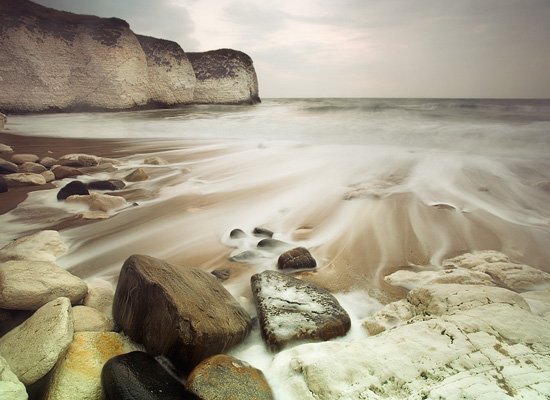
[101,351,195,400]
[0,297,74,385]
[186,354,274,400]
[251,270,350,350]
[187,49,260,105]
[83,278,115,317]
[0,260,88,310]
[45,331,141,400]
[113,255,252,370]
[271,284,550,400]
[0,230,68,262]
[0,355,27,400]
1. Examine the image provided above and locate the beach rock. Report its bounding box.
[83,278,115,317]
[253,227,274,238]
[124,168,149,182]
[0,158,18,174]
[0,176,6,193]
[143,156,168,165]
[211,268,231,281]
[272,284,550,400]
[521,290,550,320]
[0,260,88,310]
[0,143,12,153]
[0,297,74,385]
[277,247,316,270]
[41,170,55,182]
[10,153,39,165]
[229,228,247,239]
[229,250,265,263]
[0,230,68,262]
[51,165,82,179]
[251,270,350,350]
[57,180,89,200]
[384,268,496,290]
[58,153,100,168]
[18,161,47,173]
[0,355,27,400]
[45,331,141,400]
[471,261,550,291]
[186,354,274,400]
[113,254,251,370]
[40,156,58,168]
[188,49,260,104]
[101,351,194,400]
[65,193,127,212]
[3,172,47,186]
[257,238,290,249]
[362,299,418,336]
[73,305,114,332]
[87,179,126,191]
[442,250,510,269]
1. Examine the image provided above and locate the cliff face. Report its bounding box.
[0,0,260,113]
[188,50,260,105]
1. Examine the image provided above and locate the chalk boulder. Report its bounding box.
[0,230,67,262]
[0,355,27,400]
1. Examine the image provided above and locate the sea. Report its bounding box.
[3,98,550,395]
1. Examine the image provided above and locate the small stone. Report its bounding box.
[277,247,316,270]
[41,170,55,182]
[211,268,231,281]
[65,193,127,212]
[57,180,89,200]
[3,172,47,187]
[18,161,47,174]
[58,153,100,167]
[0,143,13,153]
[10,153,39,165]
[0,297,74,385]
[124,168,148,182]
[0,230,68,262]
[0,158,18,174]
[251,270,351,350]
[0,176,6,193]
[51,165,82,179]
[143,156,168,165]
[87,179,126,191]
[187,354,274,400]
[39,157,58,168]
[45,332,141,400]
[73,305,114,332]
[0,355,27,400]
[253,227,274,238]
[0,260,88,310]
[229,228,247,239]
[229,250,264,263]
[101,351,195,400]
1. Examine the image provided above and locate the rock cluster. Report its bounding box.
[0,0,260,113]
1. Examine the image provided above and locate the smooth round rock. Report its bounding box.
[11,153,39,165]
[101,351,195,400]
[41,170,55,182]
[18,161,47,173]
[58,153,100,167]
[0,230,68,262]
[73,305,114,332]
[229,228,247,239]
[277,247,316,270]
[52,165,82,179]
[124,168,148,182]
[39,156,58,168]
[57,180,89,200]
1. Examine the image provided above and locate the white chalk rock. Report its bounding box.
[0,260,88,310]
[0,355,27,400]
[442,250,511,269]
[65,192,127,212]
[521,290,550,320]
[0,297,74,385]
[44,331,142,400]
[3,172,46,186]
[472,262,550,291]
[0,230,68,262]
[73,305,114,332]
[385,268,495,290]
[83,278,115,317]
[362,299,418,336]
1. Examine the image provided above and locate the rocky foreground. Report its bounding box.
[0,0,260,113]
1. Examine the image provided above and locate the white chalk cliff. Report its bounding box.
[0,0,260,113]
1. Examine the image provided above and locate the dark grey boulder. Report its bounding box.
[251,270,351,350]
[0,175,7,193]
[87,179,126,191]
[253,227,274,238]
[113,255,251,371]
[57,180,89,200]
[101,351,197,400]
[277,247,316,270]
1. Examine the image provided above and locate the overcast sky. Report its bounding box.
[35,0,550,98]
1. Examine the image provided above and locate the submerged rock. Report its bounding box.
[0,260,88,310]
[57,180,89,200]
[229,228,247,239]
[211,268,231,281]
[186,354,274,400]
[101,351,194,400]
[124,168,149,182]
[0,230,68,262]
[251,270,350,350]
[253,227,274,238]
[3,172,47,186]
[0,355,27,400]
[113,255,251,370]
[143,156,168,165]
[277,247,316,270]
[87,179,126,191]
[65,193,127,212]
[0,297,74,385]
[45,331,141,400]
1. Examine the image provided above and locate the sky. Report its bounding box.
[35,0,550,98]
